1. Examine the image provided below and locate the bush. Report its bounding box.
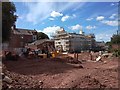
[113,49,120,57]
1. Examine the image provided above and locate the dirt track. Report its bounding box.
[2,53,119,89]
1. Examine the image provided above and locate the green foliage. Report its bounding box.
[105,41,111,45]
[105,41,112,52]
[113,49,120,57]
[2,2,17,42]
[111,34,120,44]
[37,32,49,40]
[110,34,120,56]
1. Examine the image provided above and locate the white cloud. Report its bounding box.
[95,29,117,42]
[61,15,70,22]
[17,14,23,19]
[96,34,112,42]
[109,14,117,19]
[96,14,118,26]
[16,13,25,20]
[86,25,96,30]
[37,26,61,38]
[61,14,76,21]
[111,3,115,6]
[70,24,82,30]
[26,2,53,24]
[73,2,86,11]
[58,2,80,12]
[110,3,118,6]
[24,2,80,24]
[86,18,93,21]
[96,16,104,21]
[49,18,54,21]
[72,14,76,18]
[42,22,45,24]
[50,11,63,17]
[101,20,118,26]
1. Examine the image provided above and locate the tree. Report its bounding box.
[37,32,49,40]
[2,2,17,42]
[111,34,120,44]
[110,34,120,57]
[106,41,111,45]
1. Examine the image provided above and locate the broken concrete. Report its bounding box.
[96,56,102,62]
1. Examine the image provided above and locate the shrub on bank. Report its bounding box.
[113,49,120,57]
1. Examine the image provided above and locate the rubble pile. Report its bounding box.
[2,65,43,89]
[54,56,82,64]
[74,75,106,88]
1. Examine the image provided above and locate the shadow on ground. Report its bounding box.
[3,58,75,75]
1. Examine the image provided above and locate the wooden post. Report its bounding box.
[76,53,78,60]
[74,53,76,58]
[90,51,92,60]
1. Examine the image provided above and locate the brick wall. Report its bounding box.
[9,34,33,48]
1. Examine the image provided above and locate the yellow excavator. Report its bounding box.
[48,45,62,58]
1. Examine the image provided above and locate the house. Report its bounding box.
[94,41,106,51]
[52,27,96,52]
[8,26,37,53]
[9,28,37,48]
[96,41,105,47]
[26,39,55,52]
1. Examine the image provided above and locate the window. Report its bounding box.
[66,42,69,44]
[58,42,61,44]
[33,35,36,40]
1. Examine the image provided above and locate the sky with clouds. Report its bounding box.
[13,1,119,42]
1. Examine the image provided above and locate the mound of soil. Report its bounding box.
[2,65,43,89]
[2,55,119,89]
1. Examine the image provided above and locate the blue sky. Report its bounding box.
[13,2,119,42]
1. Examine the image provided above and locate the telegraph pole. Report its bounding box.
[118,1,120,88]
[118,1,120,35]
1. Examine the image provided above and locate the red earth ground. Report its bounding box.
[2,52,119,89]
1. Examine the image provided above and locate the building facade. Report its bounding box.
[94,41,106,51]
[8,27,37,53]
[53,27,95,52]
[27,39,55,52]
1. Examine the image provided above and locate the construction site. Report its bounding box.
[1,27,119,89]
[1,42,119,89]
[1,1,120,89]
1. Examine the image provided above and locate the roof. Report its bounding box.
[28,39,54,46]
[12,28,37,35]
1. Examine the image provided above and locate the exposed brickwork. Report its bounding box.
[9,28,37,48]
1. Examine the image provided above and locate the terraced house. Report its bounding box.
[8,26,37,53]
